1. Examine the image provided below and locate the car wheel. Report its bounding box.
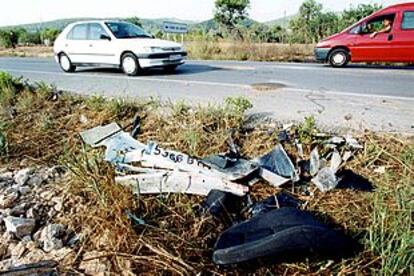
[59,53,76,73]
[121,53,140,76]
[329,49,350,68]
[164,65,178,73]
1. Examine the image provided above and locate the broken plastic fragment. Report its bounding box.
[126,210,145,226]
[115,171,248,196]
[324,136,345,146]
[256,144,299,182]
[312,167,338,192]
[213,208,356,265]
[202,155,259,182]
[330,149,342,173]
[80,123,122,147]
[345,135,363,150]
[309,147,320,177]
[80,123,146,163]
[258,168,290,187]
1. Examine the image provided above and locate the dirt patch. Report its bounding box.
[251,82,287,91]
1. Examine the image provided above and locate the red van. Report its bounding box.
[315,3,414,67]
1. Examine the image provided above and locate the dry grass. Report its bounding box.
[0,73,412,275]
[186,41,315,62]
[0,46,53,58]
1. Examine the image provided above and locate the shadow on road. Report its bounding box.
[322,63,414,71]
[76,63,224,76]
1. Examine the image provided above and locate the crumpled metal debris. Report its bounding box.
[311,135,363,192]
[256,144,299,183]
[81,124,298,196]
[81,124,252,196]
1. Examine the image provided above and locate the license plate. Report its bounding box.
[169,54,182,61]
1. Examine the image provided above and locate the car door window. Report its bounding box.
[401,11,414,30]
[88,23,109,40]
[67,24,88,40]
[361,14,395,34]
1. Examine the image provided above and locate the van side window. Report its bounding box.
[362,14,395,34]
[401,11,414,30]
[88,23,109,40]
[67,24,88,40]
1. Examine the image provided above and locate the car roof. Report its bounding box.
[386,3,414,10]
[67,20,126,26]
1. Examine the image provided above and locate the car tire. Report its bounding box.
[164,65,178,73]
[59,53,76,73]
[121,53,140,76]
[328,49,350,68]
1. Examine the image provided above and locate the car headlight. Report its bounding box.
[143,46,163,53]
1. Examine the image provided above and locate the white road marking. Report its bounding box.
[3,68,251,89]
[287,88,414,102]
[267,64,414,75]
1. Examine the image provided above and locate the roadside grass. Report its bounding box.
[186,41,315,62]
[0,45,54,58]
[0,71,413,275]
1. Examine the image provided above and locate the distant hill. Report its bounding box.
[1,17,199,34]
[1,16,290,34]
[265,14,296,28]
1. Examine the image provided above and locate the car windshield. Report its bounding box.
[105,22,152,39]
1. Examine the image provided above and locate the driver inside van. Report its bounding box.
[370,18,393,38]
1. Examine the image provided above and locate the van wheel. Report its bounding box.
[329,49,349,68]
[59,53,76,72]
[121,53,140,76]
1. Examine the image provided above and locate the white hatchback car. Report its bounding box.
[53,20,187,75]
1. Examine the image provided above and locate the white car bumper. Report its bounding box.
[136,52,187,68]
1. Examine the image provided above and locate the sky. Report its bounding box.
[0,0,409,27]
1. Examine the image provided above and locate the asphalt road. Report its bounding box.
[1,57,413,133]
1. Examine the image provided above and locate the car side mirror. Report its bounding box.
[100,34,111,41]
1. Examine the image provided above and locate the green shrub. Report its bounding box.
[0,122,7,156]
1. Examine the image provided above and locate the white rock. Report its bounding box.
[40,224,65,240]
[18,186,31,195]
[26,175,44,186]
[0,192,19,209]
[3,216,36,238]
[39,224,65,252]
[14,168,34,186]
[51,197,63,212]
[43,238,63,252]
[40,190,55,201]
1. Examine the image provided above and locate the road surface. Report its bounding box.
[1,57,413,133]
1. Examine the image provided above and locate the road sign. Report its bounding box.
[162,21,188,34]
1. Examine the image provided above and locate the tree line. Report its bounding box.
[211,0,382,43]
[0,0,383,48]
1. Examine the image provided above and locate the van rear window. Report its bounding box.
[402,11,414,30]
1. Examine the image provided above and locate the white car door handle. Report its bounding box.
[89,44,93,47]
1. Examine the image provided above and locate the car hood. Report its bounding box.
[122,38,183,48]
[320,32,343,42]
